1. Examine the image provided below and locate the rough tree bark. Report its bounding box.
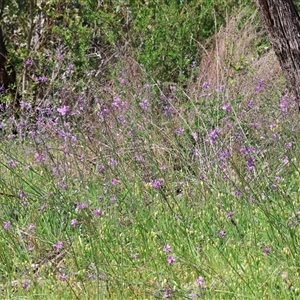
[254,0,300,107]
[0,0,19,112]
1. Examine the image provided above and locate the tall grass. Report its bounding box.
[0,7,300,300]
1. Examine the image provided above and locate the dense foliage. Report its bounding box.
[1,1,300,299]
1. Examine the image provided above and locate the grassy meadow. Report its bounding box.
[1,3,300,299]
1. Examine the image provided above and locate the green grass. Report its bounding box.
[1,3,300,300]
[1,87,300,299]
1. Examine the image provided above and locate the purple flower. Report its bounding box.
[163,244,172,253]
[71,219,78,227]
[112,97,127,109]
[163,290,173,299]
[57,105,70,116]
[58,273,68,280]
[112,178,120,186]
[28,223,35,231]
[119,78,126,85]
[109,158,119,165]
[235,189,242,197]
[38,75,48,83]
[247,157,255,171]
[19,190,28,198]
[274,176,282,183]
[3,221,11,230]
[283,156,289,164]
[163,287,174,299]
[248,99,254,107]
[93,208,103,217]
[285,142,292,149]
[192,132,198,141]
[219,230,226,238]
[8,159,17,168]
[54,241,64,250]
[207,128,221,144]
[196,276,205,285]
[227,211,235,219]
[264,247,271,255]
[256,79,265,92]
[25,59,33,66]
[163,105,174,116]
[34,152,46,163]
[139,99,150,110]
[160,164,166,171]
[77,202,88,210]
[151,178,164,189]
[222,102,230,112]
[22,281,30,290]
[167,255,176,264]
[196,276,206,289]
[202,82,210,90]
[174,127,184,135]
[57,52,64,61]
[280,99,288,113]
[218,84,225,92]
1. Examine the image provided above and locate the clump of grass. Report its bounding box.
[1,7,300,300]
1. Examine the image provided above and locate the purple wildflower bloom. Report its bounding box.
[227,211,235,219]
[256,79,265,92]
[207,128,221,144]
[196,276,205,285]
[285,142,292,149]
[248,99,254,107]
[219,230,226,238]
[3,221,11,230]
[139,99,150,110]
[247,157,255,171]
[93,208,103,217]
[235,189,242,197]
[167,255,176,264]
[71,219,78,227]
[54,241,64,250]
[57,52,64,61]
[192,132,198,141]
[151,178,164,189]
[77,202,88,210]
[58,273,68,280]
[280,99,288,113]
[19,190,28,199]
[25,59,33,66]
[8,159,17,168]
[34,152,46,163]
[222,102,230,112]
[283,156,289,164]
[163,244,172,253]
[264,247,271,255]
[202,82,210,90]
[160,164,166,170]
[163,291,173,299]
[38,75,48,83]
[189,293,197,299]
[57,105,70,116]
[270,183,277,190]
[174,127,184,135]
[112,178,120,186]
[22,281,30,290]
[28,223,35,231]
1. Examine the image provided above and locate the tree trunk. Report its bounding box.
[254,0,300,107]
[0,0,20,113]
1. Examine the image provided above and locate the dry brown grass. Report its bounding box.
[189,8,285,101]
